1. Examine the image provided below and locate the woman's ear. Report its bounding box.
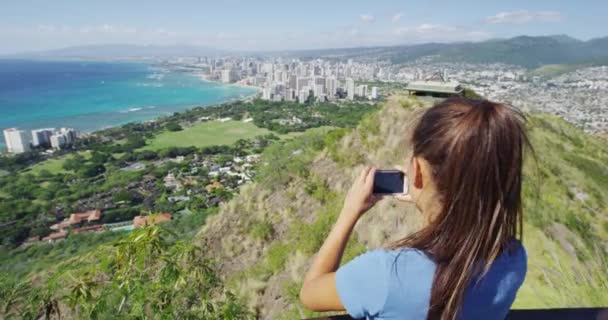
[414,158,423,189]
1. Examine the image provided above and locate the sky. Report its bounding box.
[0,0,607,54]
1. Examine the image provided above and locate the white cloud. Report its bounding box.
[392,13,403,23]
[360,14,375,24]
[485,10,563,24]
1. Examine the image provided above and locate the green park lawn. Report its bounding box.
[28,151,91,175]
[141,120,275,151]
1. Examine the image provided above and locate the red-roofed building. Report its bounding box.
[133,213,172,228]
[72,224,104,234]
[42,231,67,243]
[68,209,102,224]
[50,209,102,232]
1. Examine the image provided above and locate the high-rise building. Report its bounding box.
[355,84,368,98]
[325,77,337,98]
[221,69,240,83]
[284,88,295,101]
[313,84,325,99]
[371,87,378,100]
[289,75,297,89]
[261,63,274,75]
[3,128,31,154]
[346,78,355,100]
[59,128,77,144]
[50,133,67,150]
[261,87,273,100]
[298,87,310,104]
[50,128,77,150]
[31,128,55,147]
[296,77,311,93]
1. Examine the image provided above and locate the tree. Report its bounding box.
[166,122,183,132]
[63,154,86,171]
[78,164,106,178]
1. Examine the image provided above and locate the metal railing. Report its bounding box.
[306,308,608,320]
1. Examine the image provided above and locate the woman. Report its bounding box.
[299,97,529,320]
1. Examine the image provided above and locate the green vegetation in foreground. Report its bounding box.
[224,127,367,319]
[141,121,274,151]
[512,112,608,308]
[0,224,252,319]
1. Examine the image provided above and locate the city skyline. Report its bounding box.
[1,0,607,54]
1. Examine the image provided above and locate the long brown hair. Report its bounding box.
[390,97,531,320]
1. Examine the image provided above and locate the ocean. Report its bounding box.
[0,59,257,149]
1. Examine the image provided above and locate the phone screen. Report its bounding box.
[373,170,406,194]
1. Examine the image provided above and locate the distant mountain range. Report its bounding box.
[283,35,608,68]
[3,35,608,68]
[2,44,226,60]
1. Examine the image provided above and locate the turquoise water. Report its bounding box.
[0,60,257,149]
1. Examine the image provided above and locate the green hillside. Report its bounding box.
[292,35,608,69]
[196,95,608,318]
[1,95,607,319]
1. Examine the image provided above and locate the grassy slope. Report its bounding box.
[140,120,274,151]
[514,113,608,308]
[26,151,92,175]
[197,95,608,318]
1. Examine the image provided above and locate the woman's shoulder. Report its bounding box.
[497,238,527,273]
[356,247,437,278]
[358,247,435,263]
[497,238,527,267]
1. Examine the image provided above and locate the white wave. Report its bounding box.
[146,73,165,80]
[119,107,143,114]
[119,106,157,114]
[135,82,164,87]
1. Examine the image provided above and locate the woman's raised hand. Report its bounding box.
[341,166,382,221]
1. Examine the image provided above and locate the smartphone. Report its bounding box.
[373,170,408,195]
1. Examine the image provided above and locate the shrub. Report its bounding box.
[165,122,183,132]
[250,220,274,241]
[265,243,290,274]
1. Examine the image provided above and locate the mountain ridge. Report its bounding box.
[2,43,227,60]
[4,35,608,68]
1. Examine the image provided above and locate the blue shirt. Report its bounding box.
[336,240,527,320]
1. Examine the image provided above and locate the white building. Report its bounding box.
[262,87,273,100]
[50,128,77,150]
[50,134,67,150]
[59,128,77,143]
[313,84,325,99]
[326,77,337,98]
[298,87,310,104]
[355,84,368,98]
[297,77,311,93]
[371,86,378,100]
[221,69,240,83]
[346,78,355,100]
[3,128,31,154]
[31,128,55,147]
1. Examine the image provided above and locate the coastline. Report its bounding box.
[0,91,259,151]
[0,64,259,152]
[196,72,263,93]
